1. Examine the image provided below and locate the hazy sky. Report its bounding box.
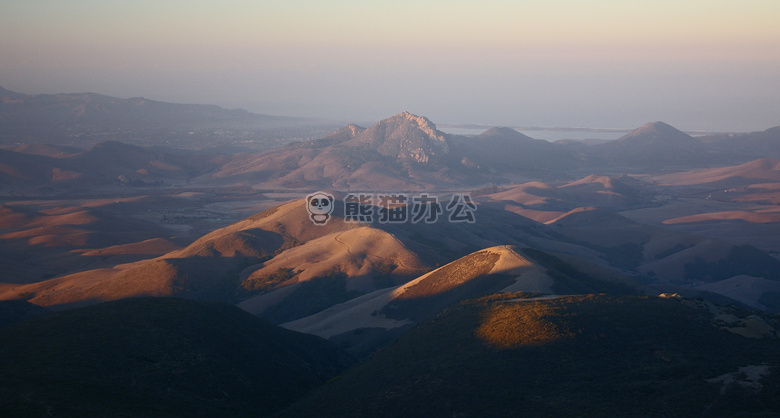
[2,0,779,131]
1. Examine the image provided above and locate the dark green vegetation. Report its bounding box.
[280,294,780,417]
[0,298,355,417]
[685,245,780,282]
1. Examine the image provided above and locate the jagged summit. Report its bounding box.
[343,124,364,137]
[393,111,447,143]
[344,111,450,163]
[328,123,365,142]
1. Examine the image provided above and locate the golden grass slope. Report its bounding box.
[391,245,549,299]
[281,245,553,339]
[483,174,642,223]
[0,201,312,308]
[0,198,426,310]
[241,226,425,291]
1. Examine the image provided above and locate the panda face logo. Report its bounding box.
[306,192,334,225]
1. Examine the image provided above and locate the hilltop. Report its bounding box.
[281,294,780,417]
[279,245,565,355]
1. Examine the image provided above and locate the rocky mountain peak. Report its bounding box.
[347,111,451,164]
[395,111,447,143]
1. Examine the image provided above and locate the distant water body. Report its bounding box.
[438,125,629,142]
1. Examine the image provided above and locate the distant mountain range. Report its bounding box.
[2,86,779,191]
[0,86,336,149]
[0,140,222,194]
[0,86,276,133]
[177,111,780,190]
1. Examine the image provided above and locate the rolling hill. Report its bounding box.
[279,245,552,355]
[591,122,780,168]
[4,186,774,318]
[0,199,330,309]
[278,245,644,356]
[482,173,651,222]
[700,126,780,162]
[653,158,780,187]
[0,197,433,310]
[597,121,702,166]
[0,202,181,285]
[454,126,577,174]
[280,293,780,417]
[0,140,224,194]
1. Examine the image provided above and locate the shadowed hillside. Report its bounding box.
[280,294,780,417]
[0,300,50,329]
[0,297,355,417]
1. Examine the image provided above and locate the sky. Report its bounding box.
[2,0,779,131]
